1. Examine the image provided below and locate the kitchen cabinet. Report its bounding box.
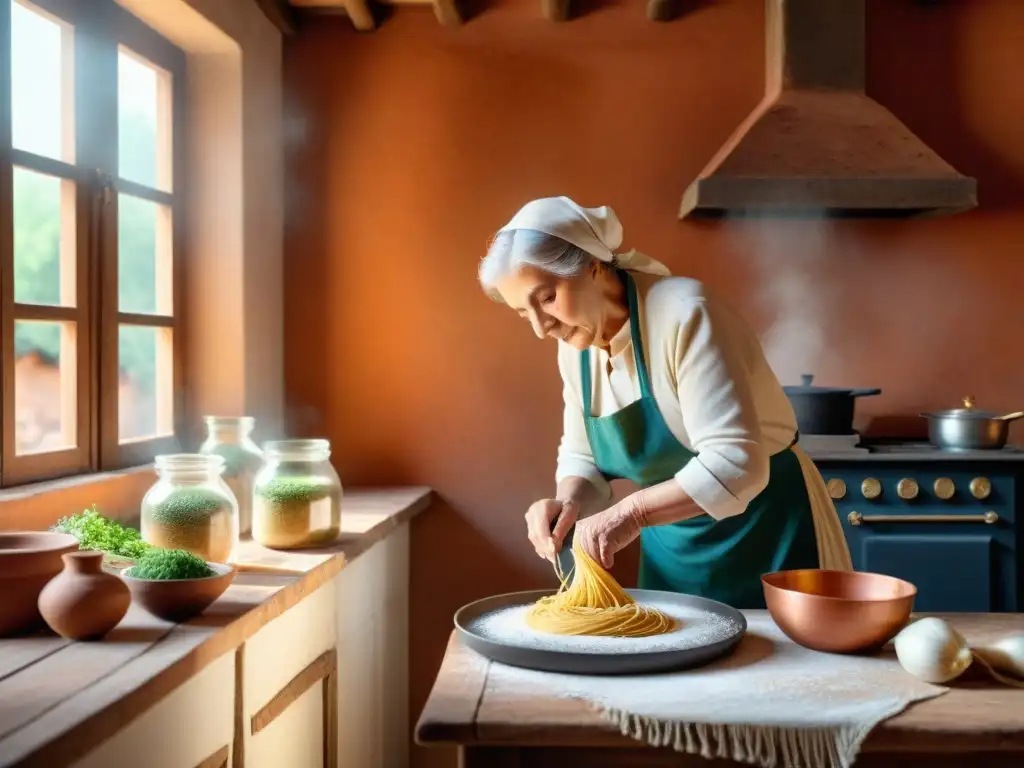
[243,581,338,768]
[70,652,235,768]
[0,488,430,768]
[815,459,1020,613]
[335,523,410,768]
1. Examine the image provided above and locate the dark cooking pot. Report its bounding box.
[920,396,1024,451]
[782,374,882,436]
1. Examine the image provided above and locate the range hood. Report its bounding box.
[680,0,978,219]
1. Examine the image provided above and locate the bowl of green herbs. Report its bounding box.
[120,548,235,623]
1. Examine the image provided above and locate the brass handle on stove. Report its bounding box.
[848,510,998,526]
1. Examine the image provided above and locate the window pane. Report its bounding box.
[119,194,172,314]
[119,324,173,442]
[11,1,74,162]
[118,48,172,192]
[13,167,76,307]
[15,320,77,454]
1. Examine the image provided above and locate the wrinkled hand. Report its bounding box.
[525,498,579,562]
[574,505,643,569]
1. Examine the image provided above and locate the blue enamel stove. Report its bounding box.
[807,441,1024,613]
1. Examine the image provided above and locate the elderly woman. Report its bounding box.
[478,196,852,609]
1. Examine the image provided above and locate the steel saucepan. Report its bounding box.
[920,395,1024,451]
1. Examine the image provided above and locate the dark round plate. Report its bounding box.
[454,588,747,676]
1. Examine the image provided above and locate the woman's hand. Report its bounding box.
[525,498,579,562]
[574,504,643,569]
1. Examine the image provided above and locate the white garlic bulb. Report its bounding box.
[893,617,973,683]
[973,633,1024,687]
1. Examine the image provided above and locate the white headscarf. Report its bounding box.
[496,196,673,276]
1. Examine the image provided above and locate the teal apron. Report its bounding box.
[580,271,819,609]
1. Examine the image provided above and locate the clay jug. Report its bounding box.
[38,551,131,640]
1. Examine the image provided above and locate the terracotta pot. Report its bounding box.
[39,551,131,640]
[121,562,235,623]
[0,532,80,637]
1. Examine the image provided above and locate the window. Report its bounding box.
[1,0,185,486]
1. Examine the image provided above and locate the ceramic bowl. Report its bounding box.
[762,569,917,654]
[0,531,80,637]
[120,562,235,623]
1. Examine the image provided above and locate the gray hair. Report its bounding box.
[478,229,594,302]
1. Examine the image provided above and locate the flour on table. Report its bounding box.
[465,600,741,654]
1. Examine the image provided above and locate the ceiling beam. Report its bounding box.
[646,0,679,22]
[343,0,377,30]
[541,0,571,22]
[254,0,297,34]
[431,0,464,26]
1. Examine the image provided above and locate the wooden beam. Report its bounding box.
[343,0,377,31]
[431,0,464,26]
[646,0,678,22]
[253,0,297,35]
[541,0,571,22]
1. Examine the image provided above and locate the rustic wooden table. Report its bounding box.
[416,612,1024,768]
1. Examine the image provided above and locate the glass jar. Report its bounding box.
[141,454,239,563]
[252,439,342,550]
[198,416,264,536]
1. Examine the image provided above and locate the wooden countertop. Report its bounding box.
[0,486,433,768]
[416,612,1024,755]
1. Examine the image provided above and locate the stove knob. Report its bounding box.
[933,477,956,500]
[826,478,847,500]
[861,478,882,500]
[969,477,992,500]
[896,478,919,500]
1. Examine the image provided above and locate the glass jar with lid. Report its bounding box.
[252,439,342,550]
[198,416,264,536]
[141,454,239,563]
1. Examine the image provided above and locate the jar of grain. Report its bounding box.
[140,454,238,563]
[198,416,264,537]
[252,439,342,550]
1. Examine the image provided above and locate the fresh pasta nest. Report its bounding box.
[525,544,676,638]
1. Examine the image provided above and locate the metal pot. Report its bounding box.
[782,374,882,436]
[920,396,1024,450]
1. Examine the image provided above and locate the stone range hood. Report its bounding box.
[679,0,978,220]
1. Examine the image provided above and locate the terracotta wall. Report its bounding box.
[282,1,1024,765]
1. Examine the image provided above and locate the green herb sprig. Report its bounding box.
[51,505,152,560]
[127,548,215,580]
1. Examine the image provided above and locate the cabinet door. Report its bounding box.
[243,581,337,768]
[71,652,234,768]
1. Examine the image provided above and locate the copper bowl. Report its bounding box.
[762,569,917,654]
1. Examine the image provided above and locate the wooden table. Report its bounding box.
[416,612,1024,768]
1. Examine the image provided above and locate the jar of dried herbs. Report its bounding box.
[141,454,238,563]
[252,439,342,550]
[198,416,264,537]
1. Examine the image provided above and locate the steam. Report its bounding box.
[723,213,839,387]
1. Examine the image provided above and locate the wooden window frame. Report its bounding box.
[0,0,186,487]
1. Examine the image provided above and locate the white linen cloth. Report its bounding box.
[485,613,947,768]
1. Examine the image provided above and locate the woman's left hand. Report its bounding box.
[574,504,643,569]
